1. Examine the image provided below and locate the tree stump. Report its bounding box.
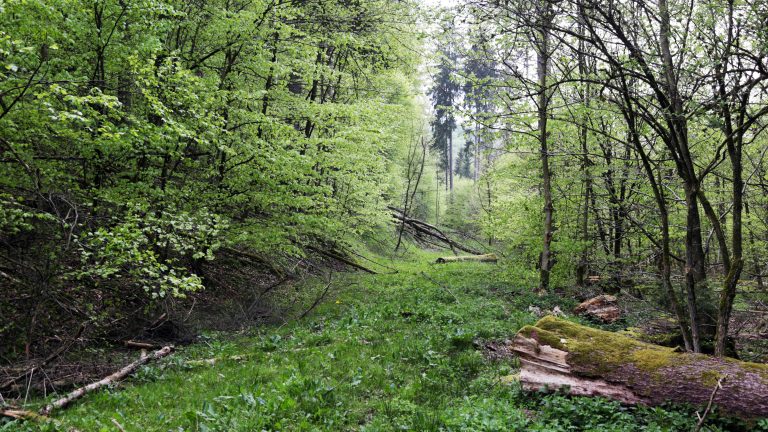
[573,295,621,323]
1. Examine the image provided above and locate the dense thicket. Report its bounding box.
[0,0,422,359]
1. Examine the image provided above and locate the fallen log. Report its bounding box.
[435,254,498,264]
[40,346,173,416]
[512,316,768,418]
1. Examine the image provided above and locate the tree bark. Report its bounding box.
[537,0,554,292]
[575,14,591,287]
[513,317,768,419]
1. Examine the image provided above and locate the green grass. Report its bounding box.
[4,253,766,431]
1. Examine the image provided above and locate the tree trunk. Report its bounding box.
[474,120,480,183]
[576,17,591,287]
[448,129,454,193]
[513,317,768,419]
[683,184,707,353]
[713,3,745,357]
[619,94,693,351]
[537,1,554,292]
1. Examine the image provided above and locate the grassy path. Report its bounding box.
[10,256,757,431]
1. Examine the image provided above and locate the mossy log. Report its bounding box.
[512,316,768,418]
[435,254,498,264]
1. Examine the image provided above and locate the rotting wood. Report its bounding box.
[39,346,173,416]
[573,295,621,323]
[435,254,498,264]
[0,408,47,422]
[512,316,768,418]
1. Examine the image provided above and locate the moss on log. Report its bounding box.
[512,316,768,418]
[435,254,498,264]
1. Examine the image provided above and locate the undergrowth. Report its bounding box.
[4,251,766,431]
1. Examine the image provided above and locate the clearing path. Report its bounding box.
[15,257,758,431]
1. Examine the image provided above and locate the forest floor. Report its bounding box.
[8,252,761,431]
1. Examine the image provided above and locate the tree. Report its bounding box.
[429,24,461,194]
[462,34,498,182]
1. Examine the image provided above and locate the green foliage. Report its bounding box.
[0,0,426,356]
[78,205,227,298]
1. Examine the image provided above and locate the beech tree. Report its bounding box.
[0,0,423,359]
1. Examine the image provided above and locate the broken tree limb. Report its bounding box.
[694,376,726,432]
[435,254,498,264]
[39,346,173,416]
[186,355,248,367]
[0,407,82,432]
[512,316,768,418]
[221,246,284,276]
[0,408,47,422]
[388,207,482,255]
[306,246,377,274]
[122,340,156,350]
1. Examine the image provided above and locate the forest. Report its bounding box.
[2,0,768,430]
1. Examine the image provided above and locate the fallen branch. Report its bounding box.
[221,246,284,276]
[435,254,498,264]
[145,313,168,332]
[186,355,248,367]
[419,272,459,303]
[111,418,127,432]
[694,376,727,432]
[306,246,377,274]
[389,207,482,255]
[0,407,47,422]
[299,275,334,319]
[40,346,173,416]
[122,340,156,350]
